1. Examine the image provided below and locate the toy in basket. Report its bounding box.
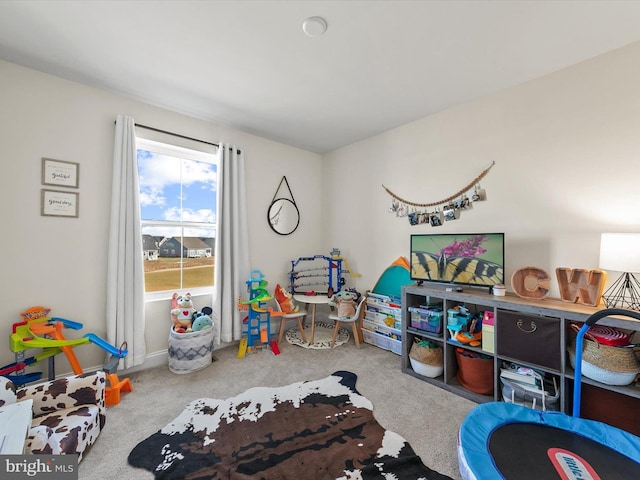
[409,339,443,378]
[567,322,640,386]
[455,348,494,395]
[167,293,215,374]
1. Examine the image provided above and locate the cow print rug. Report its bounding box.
[128,370,452,480]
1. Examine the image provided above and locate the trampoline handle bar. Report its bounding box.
[572,308,640,417]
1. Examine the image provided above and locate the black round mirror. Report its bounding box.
[268,198,300,235]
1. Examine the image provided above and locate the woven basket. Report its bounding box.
[568,333,640,386]
[168,326,215,374]
[409,340,443,366]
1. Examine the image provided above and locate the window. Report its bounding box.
[137,138,218,296]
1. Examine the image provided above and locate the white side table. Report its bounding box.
[0,399,33,454]
[293,294,332,345]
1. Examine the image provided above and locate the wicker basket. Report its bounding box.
[568,333,640,386]
[409,339,443,366]
[409,340,444,378]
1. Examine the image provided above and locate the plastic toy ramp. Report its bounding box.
[83,333,128,358]
[83,334,132,406]
[250,303,283,315]
[103,372,133,407]
[52,317,83,330]
[335,257,361,277]
[237,337,248,359]
[241,290,272,305]
[11,323,89,350]
[0,356,46,384]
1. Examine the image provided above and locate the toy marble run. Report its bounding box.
[237,270,282,359]
[3,306,132,406]
[290,250,360,295]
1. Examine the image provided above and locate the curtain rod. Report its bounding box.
[116,120,241,153]
[135,123,220,148]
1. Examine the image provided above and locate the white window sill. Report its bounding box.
[145,287,215,303]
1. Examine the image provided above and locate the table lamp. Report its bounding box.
[599,233,640,310]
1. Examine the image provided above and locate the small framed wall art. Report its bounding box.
[41,189,79,218]
[41,157,79,188]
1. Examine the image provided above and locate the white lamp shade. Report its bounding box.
[599,233,640,272]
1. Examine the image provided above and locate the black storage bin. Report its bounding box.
[496,309,561,370]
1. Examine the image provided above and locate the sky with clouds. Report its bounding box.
[137,148,217,237]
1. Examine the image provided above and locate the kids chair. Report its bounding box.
[275,300,308,345]
[328,296,367,349]
[0,371,106,461]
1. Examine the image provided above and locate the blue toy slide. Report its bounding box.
[83,333,128,358]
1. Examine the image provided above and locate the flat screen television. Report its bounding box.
[410,233,505,290]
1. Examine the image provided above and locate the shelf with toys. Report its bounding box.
[401,283,640,430]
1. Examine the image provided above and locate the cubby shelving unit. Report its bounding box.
[401,284,640,425]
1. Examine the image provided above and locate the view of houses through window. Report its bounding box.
[137,138,218,294]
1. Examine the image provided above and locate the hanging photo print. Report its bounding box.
[382,161,494,226]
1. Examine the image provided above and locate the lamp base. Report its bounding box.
[601,272,640,311]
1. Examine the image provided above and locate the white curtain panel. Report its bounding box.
[213,144,250,344]
[107,115,145,368]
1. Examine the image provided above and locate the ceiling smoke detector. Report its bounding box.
[302,16,327,37]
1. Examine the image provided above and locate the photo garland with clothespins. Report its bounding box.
[382,161,495,226]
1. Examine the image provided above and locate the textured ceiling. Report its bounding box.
[2,1,640,153]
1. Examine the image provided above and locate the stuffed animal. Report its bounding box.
[329,290,358,319]
[171,292,195,333]
[274,284,298,313]
[192,314,213,332]
[192,306,213,332]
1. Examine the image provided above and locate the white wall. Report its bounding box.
[4,40,640,378]
[0,60,322,376]
[322,42,640,300]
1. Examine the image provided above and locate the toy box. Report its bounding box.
[409,305,444,334]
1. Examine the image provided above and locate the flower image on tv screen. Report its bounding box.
[410,233,505,287]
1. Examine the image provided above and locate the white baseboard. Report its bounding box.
[56,342,237,378]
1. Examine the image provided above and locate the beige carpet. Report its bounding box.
[78,336,475,480]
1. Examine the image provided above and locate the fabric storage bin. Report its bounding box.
[168,326,215,374]
[455,348,494,395]
[496,310,561,370]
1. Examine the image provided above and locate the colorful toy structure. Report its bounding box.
[4,306,132,406]
[237,270,281,359]
[289,251,360,295]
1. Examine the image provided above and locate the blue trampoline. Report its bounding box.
[458,308,640,479]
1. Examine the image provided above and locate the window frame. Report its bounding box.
[136,137,218,302]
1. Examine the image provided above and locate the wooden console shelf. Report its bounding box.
[401,284,640,432]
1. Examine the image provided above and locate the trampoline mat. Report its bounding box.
[489,423,640,479]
